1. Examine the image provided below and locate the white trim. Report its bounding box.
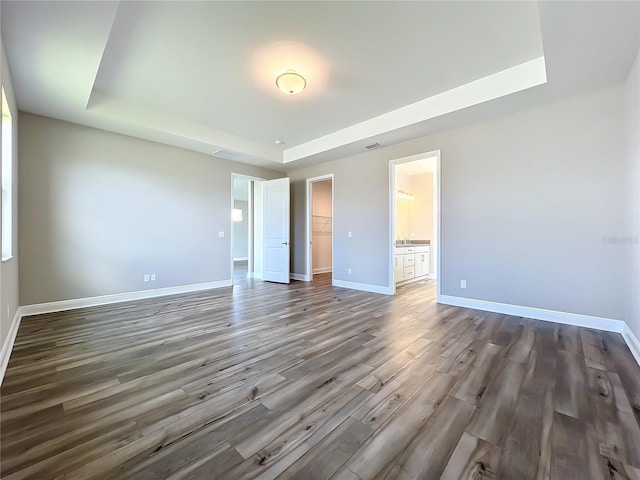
[247,272,263,280]
[305,173,335,282]
[0,307,22,386]
[283,57,546,163]
[439,294,624,332]
[20,280,232,317]
[290,273,310,282]
[332,279,393,295]
[389,150,441,301]
[306,174,334,284]
[233,257,248,262]
[313,267,332,274]
[622,323,640,367]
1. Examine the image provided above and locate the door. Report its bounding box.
[263,177,290,283]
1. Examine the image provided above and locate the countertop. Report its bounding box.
[395,240,430,247]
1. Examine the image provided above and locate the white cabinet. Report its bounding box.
[414,246,430,277]
[395,244,430,284]
[394,254,405,281]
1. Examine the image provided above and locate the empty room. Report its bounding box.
[1,1,639,479]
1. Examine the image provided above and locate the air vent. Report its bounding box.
[213,148,240,160]
[364,142,382,150]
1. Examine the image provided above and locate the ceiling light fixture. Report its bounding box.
[276,70,306,95]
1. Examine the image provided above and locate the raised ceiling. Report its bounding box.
[1,1,638,170]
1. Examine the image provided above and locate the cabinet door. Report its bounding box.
[423,251,430,274]
[414,254,424,277]
[404,266,415,279]
[414,252,430,277]
[394,255,404,282]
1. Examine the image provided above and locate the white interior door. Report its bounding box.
[263,177,290,283]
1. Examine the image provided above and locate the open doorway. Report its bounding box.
[307,175,334,283]
[231,174,265,285]
[389,151,441,298]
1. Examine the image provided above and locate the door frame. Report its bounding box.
[230,173,265,284]
[306,174,334,283]
[388,150,441,301]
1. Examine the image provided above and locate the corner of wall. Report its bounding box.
[624,47,640,341]
[1,39,21,363]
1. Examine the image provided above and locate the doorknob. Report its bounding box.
[281,242,289,245]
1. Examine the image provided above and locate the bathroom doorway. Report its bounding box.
[389,151,440,297]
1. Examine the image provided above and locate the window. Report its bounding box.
[2,86,13,260]
[232,208,243,222]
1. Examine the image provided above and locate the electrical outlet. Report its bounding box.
[348,268,352,275]
[218,231,225,238]
[150,274,156,281]
[348,232,352,238]
[460,280,467,289]
[144,274,150,282]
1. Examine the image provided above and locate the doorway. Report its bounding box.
[389,151,441,298]
[231,174,265,285]
[307,175,334,283]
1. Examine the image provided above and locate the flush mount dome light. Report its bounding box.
[276,70,306,95]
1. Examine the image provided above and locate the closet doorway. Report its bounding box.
[306,175,334,282]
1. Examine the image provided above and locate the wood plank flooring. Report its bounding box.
[2,274,640,479]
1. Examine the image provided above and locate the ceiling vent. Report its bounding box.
[213,148,240,160]
[364,142,382,150]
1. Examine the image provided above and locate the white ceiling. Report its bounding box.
[1,1,638,171]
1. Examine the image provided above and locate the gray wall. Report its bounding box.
[624,50,640,339]
[290,156,390,288]
[19,113,282,305]
[289,86,626,320]
[0,41,20,350]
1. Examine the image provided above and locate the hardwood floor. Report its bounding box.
[1,274,640,479]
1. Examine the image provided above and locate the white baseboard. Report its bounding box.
[313,267,332,274]
[332,279,393,295]
[290,273,310,282]
[622,323,640,367]
[0,307,23,386]
[233,257,248,262]
[247,272,263,280]
[439,294,640,367]
[439,294,624,333]
[20,280,233,317]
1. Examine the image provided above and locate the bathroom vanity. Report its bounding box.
[394,241,430,284]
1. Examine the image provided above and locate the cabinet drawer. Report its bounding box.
[404,255,414,265]
[404,266,415,278]
[403,247,415,254]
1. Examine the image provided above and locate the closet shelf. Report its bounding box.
[312,215,332,234]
